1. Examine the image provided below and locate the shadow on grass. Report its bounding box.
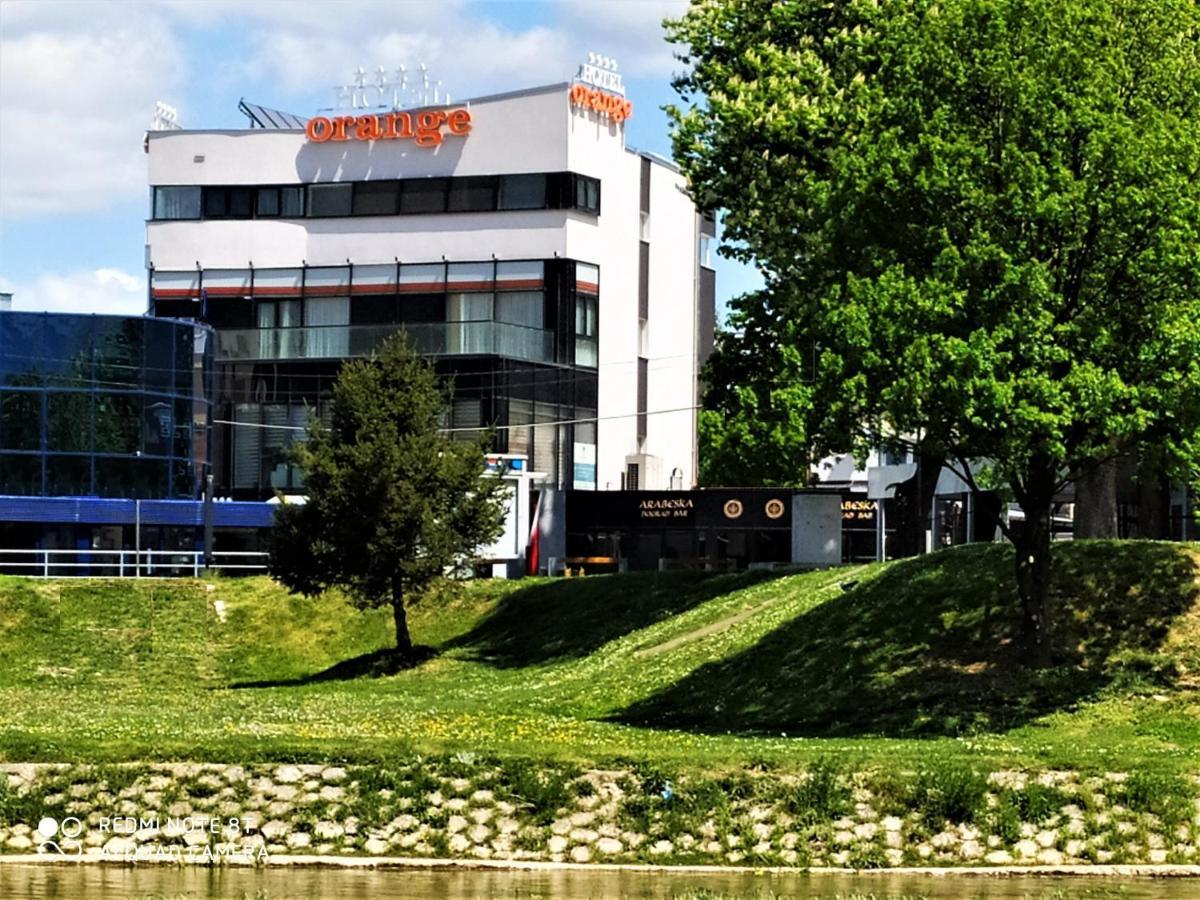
[618,541,1200,738]
[229,645,437,688]
[447,569,783,667]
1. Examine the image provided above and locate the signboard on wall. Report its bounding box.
[305,108,471,146]
[571,53,633,124]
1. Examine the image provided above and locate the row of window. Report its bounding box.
[152,172,602,221]
[0,389,199,457]
[0,452,198,500]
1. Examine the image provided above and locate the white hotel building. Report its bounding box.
[145,74,716,502]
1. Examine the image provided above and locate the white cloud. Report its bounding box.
[558,0,688,77]
[0,15,184,219]
[1,268,146,315]
[0,0,683,223]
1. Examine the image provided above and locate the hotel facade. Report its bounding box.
[145,77,716,503]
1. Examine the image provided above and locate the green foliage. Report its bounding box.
[668,0,1200,654]
[992,782,1070,835]
[782,758,851,825]
[269,332,508,650]
[1103,649,1181,693]
[912,762,988,826]
[496,758,574,824]
[1122,771,1193,827]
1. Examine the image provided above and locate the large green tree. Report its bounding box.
[269,334,508,655]
[669,0,1200,664]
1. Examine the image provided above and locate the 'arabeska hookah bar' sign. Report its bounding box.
[571,53,633,124]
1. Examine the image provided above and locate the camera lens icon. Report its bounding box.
[38,816,83,840]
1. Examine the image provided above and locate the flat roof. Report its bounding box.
[148,82,572,140]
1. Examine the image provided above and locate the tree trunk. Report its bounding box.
[1014,469,1056,668]
[1136,454,1169,539]
[392,590,413,655]
[1074,457,1118,538]
[892,451,943,558]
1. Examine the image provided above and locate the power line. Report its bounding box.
[213,403,700,435]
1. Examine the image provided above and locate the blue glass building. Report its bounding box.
[0,311,212,499]
[0,310,272,566]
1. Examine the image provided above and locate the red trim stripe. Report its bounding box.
[154,279,548,300]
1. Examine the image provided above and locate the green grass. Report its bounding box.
[0,541,1198,775]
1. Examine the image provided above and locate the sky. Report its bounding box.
[0,0,762,319]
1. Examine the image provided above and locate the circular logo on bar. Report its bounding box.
[723,499,744,520]
[765,499,786,520]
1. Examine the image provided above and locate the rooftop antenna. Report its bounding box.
[151,101,182,131]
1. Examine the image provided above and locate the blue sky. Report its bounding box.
[0,0,761,317]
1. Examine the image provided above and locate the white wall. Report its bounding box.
[147,212,572,270]
[148,86,571,185]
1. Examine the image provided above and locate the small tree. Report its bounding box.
[269,333,508,656]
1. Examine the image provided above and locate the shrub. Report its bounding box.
[1123,771,1192,827]
[1003,782,1070,824]
[989,799,1022,843]
[782,758,850,825]
[1103,649,1180,692]
[497,759,573,825]
[863,768,914,817]
[912,763,988,827]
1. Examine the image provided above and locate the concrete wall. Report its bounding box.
[792,493,843,567]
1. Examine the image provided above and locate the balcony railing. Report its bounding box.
[216,322,556,364]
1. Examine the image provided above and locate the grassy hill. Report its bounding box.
[0,540,1197,773]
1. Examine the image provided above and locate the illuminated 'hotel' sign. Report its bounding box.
[305,108,471,147]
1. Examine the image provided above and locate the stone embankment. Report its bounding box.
[2,761,1198,867]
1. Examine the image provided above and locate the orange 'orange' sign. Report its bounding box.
[570,84,633,124]
[305,108,472,147]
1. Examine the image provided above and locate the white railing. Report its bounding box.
[0,549,269,578]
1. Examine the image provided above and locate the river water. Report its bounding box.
[1,864,1195,899]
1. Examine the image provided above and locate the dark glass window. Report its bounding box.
[256,188,280,217]
[46,392,91,452]
[95,457,136,499]
[45,455,91,496]
[307,183,353,217]
[204,298,255,329]
[203,187,227,218]
[498,174,547,210]
[204,187,252,218]
[173,398,193,457]
[228,187,252,218]
[280,187,305,217]
[0,453,41,495]
[397,294,445,323]
[574,175,600,213]
[575,295,597,337]
[0,391,41,450]
[400,178,448,214]
[144,318,176,392]
[94,394,142,453]
[350,295,397,325]
[153,186,201,219]
[353,181,400,216]
[259,186,304,217]
[92,318,143,389]
[447,176,497,212]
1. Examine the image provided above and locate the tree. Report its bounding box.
[269,333,508,656]
[668,0,1200,665]
[699,289,816,486]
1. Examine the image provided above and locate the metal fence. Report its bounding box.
[0,549,269,578]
